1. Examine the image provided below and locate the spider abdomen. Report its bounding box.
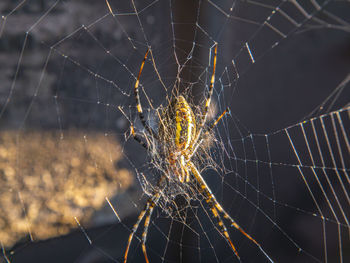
[174,96,196,151]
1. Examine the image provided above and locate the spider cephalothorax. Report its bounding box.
[124,43,272,263]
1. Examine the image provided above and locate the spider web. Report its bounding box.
[0,0,349,262]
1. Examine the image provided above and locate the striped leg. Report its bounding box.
[124,176,166,263]
[187,161,240,259]
[141,197,158,263]
[134,49,158,139]
[188,161,272,261]
[208,202,240,259]
[190,44,218,152]
[188,107,230,160]
[213,200,273,262]
[124,202,150,263]
[207,107,230,133]
[199,43,218,130]
[124,191,160,263]
[130,124,149,150]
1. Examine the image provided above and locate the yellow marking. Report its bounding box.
[133,49,149,117]
[205,98,211,107]
[142,243,150,263]
[232,222,259,245]
[210,204,240,259]
[130,125,135,135]
[203,43,217,120]
[175,110,182,146]
[179,172,184,182]
[185,168,190,182]
[173,96,196,150]
[210,108,229,131]
[139,209,147,218]
[188,159,261,261]
[225,233,240,259]
[179,156,186,182]
[124,209,147,263]
[183,108,193,149]
[105,0,113,14]
[215,203,223,212]
[213,44,217,68]
[144,215,151,227]
[223,231,230,239]
[124,235,133,263]
[209,44,217,89]
[211,207,219,217]
[137,104,142,113]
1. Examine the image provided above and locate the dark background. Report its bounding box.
[1,0,349,262]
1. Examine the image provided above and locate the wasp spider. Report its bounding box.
[124,44,271,263]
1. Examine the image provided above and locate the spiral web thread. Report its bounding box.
[0,0,349,262]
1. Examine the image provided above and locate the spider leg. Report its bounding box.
[130,124,149,150]
[187,107,229,160]
[190,44,218,153]
[212,201,259,246]
[199,43,218,130]
[187,161,240,259]
[134,49,158,140]
[124,191,160,263]
[124,176,165,263]
[209,204,240,259]
[214,200,274,262]
[124,202,149,263]
[188,161,273,262]
[141,196,158,263]
[207,107,230,133]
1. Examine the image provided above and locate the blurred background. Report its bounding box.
[0,0,349,262]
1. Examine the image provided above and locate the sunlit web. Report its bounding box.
[0,0,349,262]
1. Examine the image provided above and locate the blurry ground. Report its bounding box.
[0,130,132,248]
[0,1,157,261]
[0,1,349,263]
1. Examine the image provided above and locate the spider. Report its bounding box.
[124,44,271,263]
